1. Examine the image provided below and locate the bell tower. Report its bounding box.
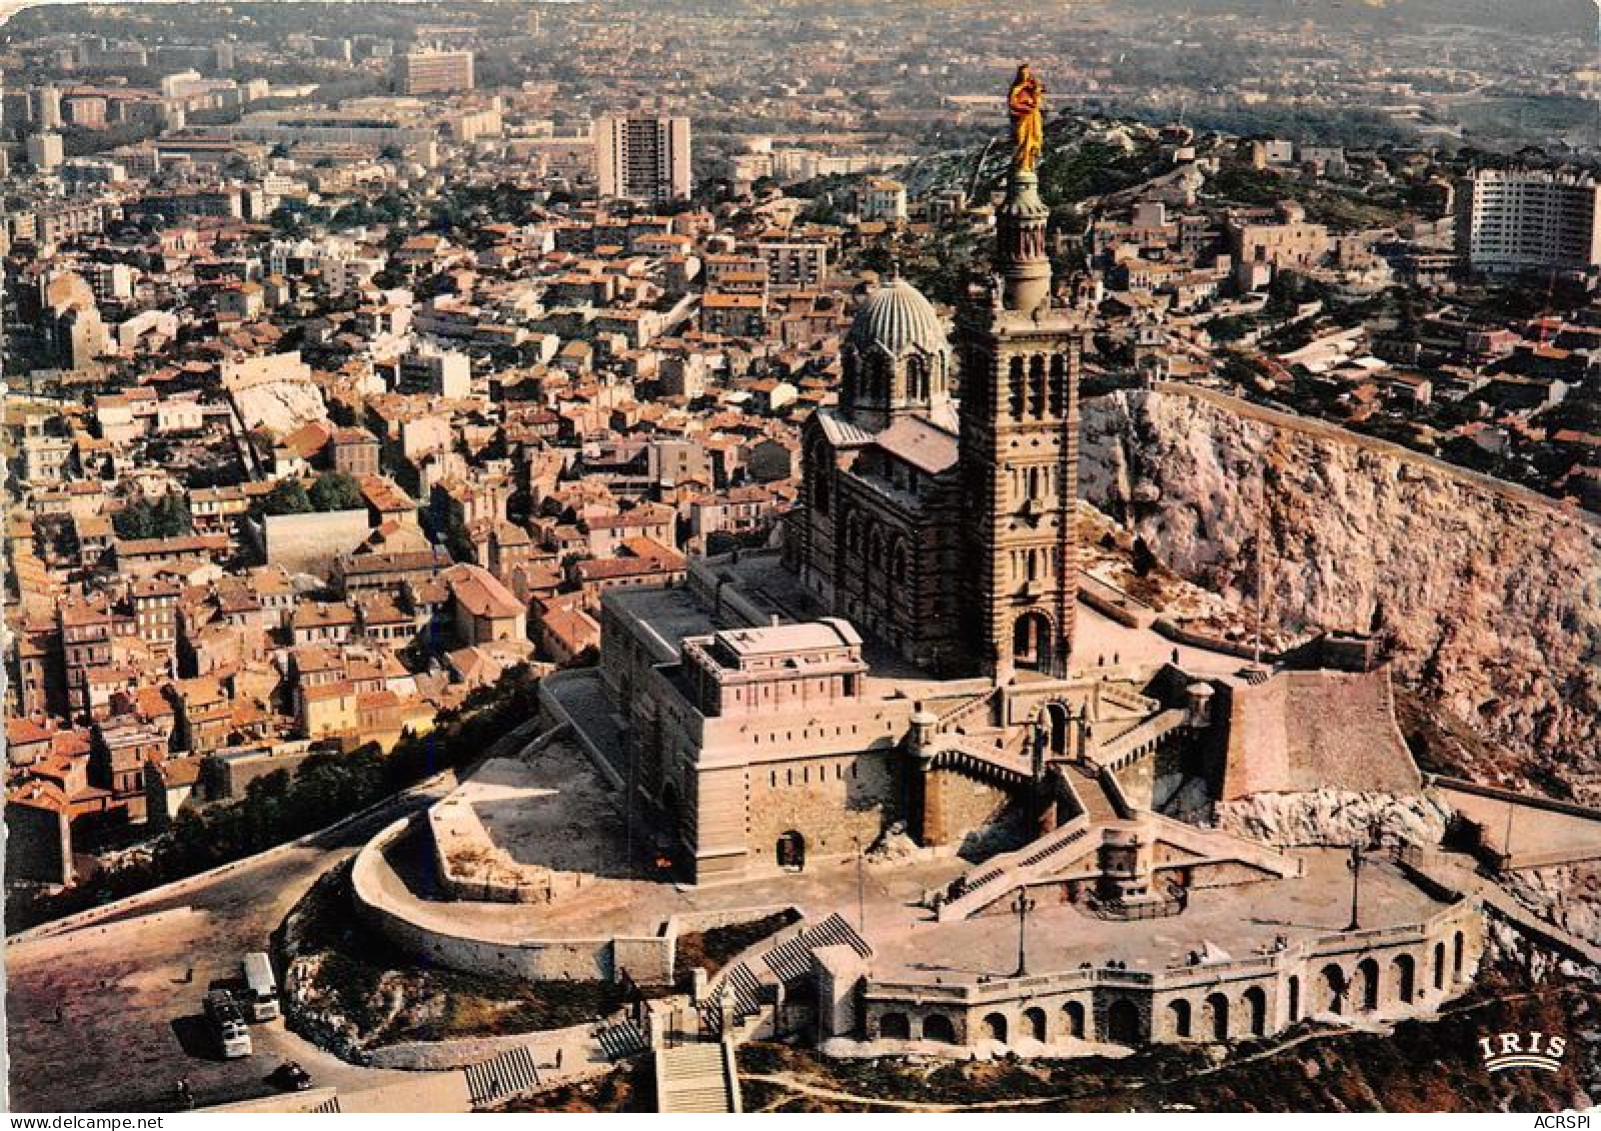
[958,65,1084,681]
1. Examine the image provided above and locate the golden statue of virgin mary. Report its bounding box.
[1008,63,1044,174]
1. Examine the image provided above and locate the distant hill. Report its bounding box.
[1120,0,1593,37]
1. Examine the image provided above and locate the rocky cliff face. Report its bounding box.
[1216,790,1451,849]
[1081,386,1601,790]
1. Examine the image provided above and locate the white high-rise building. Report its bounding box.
[26,131,63,171]
[1456,168,1601,277]
[594,115,692,205]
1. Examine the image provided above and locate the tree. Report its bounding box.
[261,479,313,516]
[310,471,363,512]
[1210,315,1249,343]
[113,495,192,540]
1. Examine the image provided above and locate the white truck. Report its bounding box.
[241,952,280,1022]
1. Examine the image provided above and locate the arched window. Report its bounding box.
[1063,1001,1086,1040]
[1392,954,1417,1004]
[1167,998,1193,1039]
[869,528,887,570]
[1028,354,1047,418]
[1356,957,1380,1012]
[1049,352,1067,416]
[1013,610,1053,671]
[906,355,928,402]
[845,512,862,554]
[1204,992,1230,1041]
[1008,356,1025,418]
[869,353,890,403]
[1321,964,1346,1014]
[1242,986,1267,1037]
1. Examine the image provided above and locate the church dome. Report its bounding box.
[846,275,947,358]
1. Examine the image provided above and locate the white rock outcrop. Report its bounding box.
[1081,385,1601,787]
[1215,789,1452,849]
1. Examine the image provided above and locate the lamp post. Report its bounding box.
[1345,841,1364,932]
[853,836,867,934]
[1012,890,1037,977]
[1502,800,1516,873]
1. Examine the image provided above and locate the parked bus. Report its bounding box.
[203,990,252,1059]
[241,952,280,1022]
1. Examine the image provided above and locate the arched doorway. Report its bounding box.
[1204,992,1230,1041]
[1167,998,1193,1039]
[1287,976,1301,1023]
[1043,702,1071,757]
[879,1013,910,1040]
[1242,987,1267,1037]
[1012,611,1053,672]
[1356,958,1380,1012]
[776,830,806,872]
[1392,954,1417,1004]
[1433,941,1446,991]
[1023,1007,1048,1043]
[923,1014,956,1043]
[1107,998,1142,1045]
[1063,1001,1086,1040]
[1321,964,1347,1014]
[982,1012,1009,1044]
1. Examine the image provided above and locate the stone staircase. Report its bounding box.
[699,913,873,1037]
[938,815,1094,921]
[595,1018,650,1061]
[654,1041,741,1114]
[929,736,1035,786]
[1144,812,1300,878]
[1091,708,1190,769]
[763,912,872,983]
[699,959,766,1036]
[935,685,1001,733]
[1064,762,1125,824]
[463,1045,541,1109]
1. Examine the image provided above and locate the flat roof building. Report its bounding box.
[1456,168,1601,278]
[397,49,474,97]
[595,115,692,205]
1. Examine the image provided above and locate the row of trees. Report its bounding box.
[258,471,365,516]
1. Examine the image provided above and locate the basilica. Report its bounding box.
[375,73,1486,1061]
[589,112,1122,884]
[789,137,1084,681]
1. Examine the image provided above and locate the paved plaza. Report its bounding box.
[380,737,1452,988]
